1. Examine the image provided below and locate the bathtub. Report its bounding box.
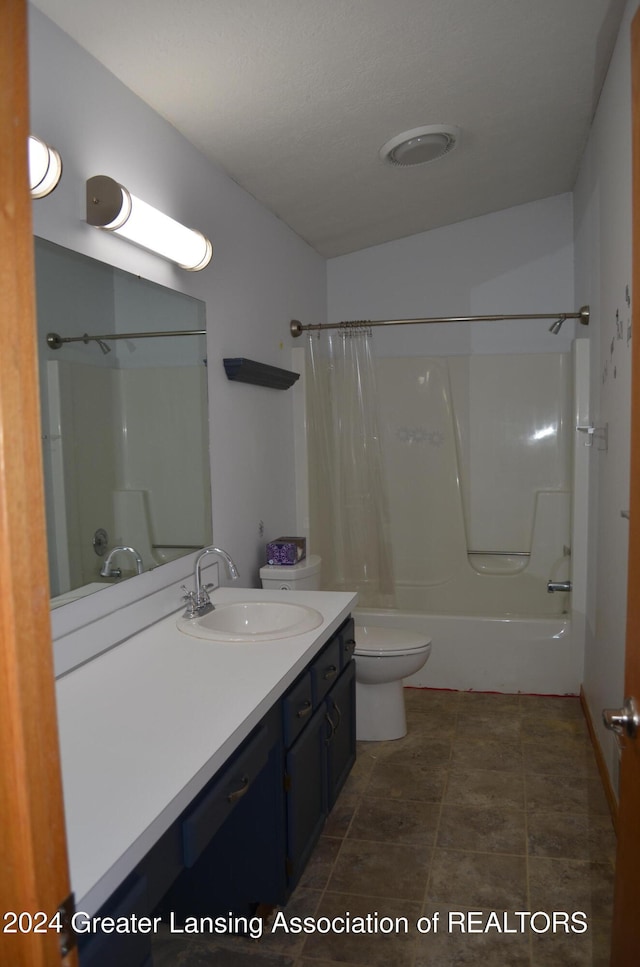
[354,608,578,695]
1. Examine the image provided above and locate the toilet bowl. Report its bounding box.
[354,625,432,741]
[258,555,431,741]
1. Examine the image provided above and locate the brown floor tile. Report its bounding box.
[519,695,583,718]
[300,892,421,967]
[347,796,440,847]
[323,792,358,839]
[427,848,528,908]
[297,836,342,891]
[522,737,598,777]
[385,735,453,768]
[437,803,526,854]
[296,961,361,967]
[455,714,523,740]
[445,768,525,809]
[527,812,616,863]
[415,925,532,966]
[364,729,453,765]
[589,918,613,967]
[406,714,459,740]
[340,767,376,798]
[520,713,589,742]
[327,838,431,900]
[525,773,611,816]
[366,758,448,802]
[459,691,521,712]
[405,687,461,712]
[528,857,615,920]
[153,926,298,966]
[530,926,594,967]
[451,736,523,773]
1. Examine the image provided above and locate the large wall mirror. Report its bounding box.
[34,238,213,608]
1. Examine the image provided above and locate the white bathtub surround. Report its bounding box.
[355,609,578,695]
[377,352,572,615]
[306,347,573,617]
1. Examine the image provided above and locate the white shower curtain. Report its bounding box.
[306,328,396,608]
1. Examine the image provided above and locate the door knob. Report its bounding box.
[602,697,639,738]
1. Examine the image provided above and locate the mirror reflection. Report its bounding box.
[34,238,213,608]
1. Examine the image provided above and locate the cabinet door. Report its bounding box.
[326,661,356,810]
[78,875,151,967]
[154,708,286,920]
[285,702,327,888]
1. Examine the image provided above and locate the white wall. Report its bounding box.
[28,5,326,597]
[573,0,639,795]
[327,193,575,357]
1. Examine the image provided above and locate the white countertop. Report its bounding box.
[55,587,357,917]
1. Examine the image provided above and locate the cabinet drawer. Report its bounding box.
[310,637,341,705]
[182,724,270,867]
[339,618,356,667]
[283,672,313,748]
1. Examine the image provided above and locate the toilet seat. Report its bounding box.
[354,625,431,658]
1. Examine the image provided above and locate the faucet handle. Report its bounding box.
[181,585,200,618]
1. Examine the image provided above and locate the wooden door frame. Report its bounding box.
[609,8,640,964]
[0,2,77,965]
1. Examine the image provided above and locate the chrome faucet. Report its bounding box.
[100,545,144,578]
[182,546,239,618]
[547,580,572,594]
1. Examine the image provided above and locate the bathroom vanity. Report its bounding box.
[54,587,357,966]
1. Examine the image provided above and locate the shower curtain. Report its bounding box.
[306,328,396,608]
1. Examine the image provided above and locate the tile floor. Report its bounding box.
[153,689,616,967]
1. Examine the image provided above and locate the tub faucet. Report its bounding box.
[100,545,144,578]
[182,546,240,618]
[547,580,572,594]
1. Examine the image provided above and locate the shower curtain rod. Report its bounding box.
[46,328,206,350]
[290,305,590,337]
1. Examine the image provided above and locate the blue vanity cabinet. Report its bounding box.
[283,617,356,893]
[77,875,153,967]
[284,700,328,886]
[325,657,356,810]
[77,614,355,966]
[154,702,286,924]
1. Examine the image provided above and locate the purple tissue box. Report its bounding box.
[266,537,306,566]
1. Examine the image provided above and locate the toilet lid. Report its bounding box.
[354,625,432,658]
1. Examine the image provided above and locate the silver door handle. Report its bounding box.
[602,697,639,738]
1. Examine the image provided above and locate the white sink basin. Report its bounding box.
[177,600,323,642]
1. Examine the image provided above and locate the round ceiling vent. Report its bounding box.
[379,124,461,167]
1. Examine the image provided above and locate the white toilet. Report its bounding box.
[259,554,322,590]
[353,625,432,741]
[259,554,432,742]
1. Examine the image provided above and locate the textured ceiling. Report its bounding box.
[31,0,626,257]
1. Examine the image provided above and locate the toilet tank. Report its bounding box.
[259,554,321,591]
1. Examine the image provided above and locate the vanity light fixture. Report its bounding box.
[86,175,212,271]
[28,134,62,198]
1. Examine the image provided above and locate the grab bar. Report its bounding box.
[467,550,530,557]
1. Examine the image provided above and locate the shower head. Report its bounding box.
[96,338,111,354]
[548,318,565,335]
